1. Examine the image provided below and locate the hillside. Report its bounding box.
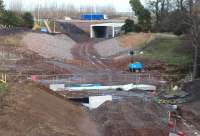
[142,35,193,65]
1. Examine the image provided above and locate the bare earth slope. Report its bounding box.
[91,98,168,136]
[0,82,100,136]
[94,39,129,57]
[22,32,76,60]
[117,33,151,48]
[94,33,151,57]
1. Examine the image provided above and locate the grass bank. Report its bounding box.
[142,36,193,66]
[0,83,8,93]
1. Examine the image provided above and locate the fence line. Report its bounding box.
[4,72,190,87]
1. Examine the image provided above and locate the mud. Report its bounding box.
[181,80,200,131]
[1,30,198,136]
[90,98,169,136]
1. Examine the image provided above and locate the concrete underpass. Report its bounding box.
[90,23,124,38]
[92,26,107,38]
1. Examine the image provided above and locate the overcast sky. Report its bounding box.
[3,0,146,12]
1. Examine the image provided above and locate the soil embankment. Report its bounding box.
[22,32,76,60]
[0,82,100,136]
[90,98,169,136]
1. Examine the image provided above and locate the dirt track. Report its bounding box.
[74,40,110,69]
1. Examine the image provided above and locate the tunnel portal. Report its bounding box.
[93,26,107,38]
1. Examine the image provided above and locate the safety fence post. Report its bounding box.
[0,73,7,84]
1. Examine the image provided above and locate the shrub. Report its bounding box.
[122,19,135,34]
[22,12,34,28]
[1,10,23,27]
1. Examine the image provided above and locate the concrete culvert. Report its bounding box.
[93,26,107,38]
[116,88,124,91]
[69,97,89,103]
[90,23,124,38]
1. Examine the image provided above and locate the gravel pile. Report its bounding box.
[91,98,168,136]
[22,32,76,60]
[94,39,130,57]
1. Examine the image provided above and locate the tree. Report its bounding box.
[170,10,191,35]
[148,0,160,27]
[129,0,152,32]
[1,10,23,27]
[188,0,200,78]
[148,0,191,34]
[22,12,34,28]
[176,0,185,10]
[8,0,23,14]
[0,0,3,11]
[0,0,4,17]
[122,19,135,34]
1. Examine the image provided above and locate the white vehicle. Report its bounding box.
[64,17,72,21]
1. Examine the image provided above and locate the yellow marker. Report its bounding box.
[0,74,7,84]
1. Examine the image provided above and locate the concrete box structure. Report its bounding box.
[50,84,65,91]
[83,95,112,109]
[90,23,124,38]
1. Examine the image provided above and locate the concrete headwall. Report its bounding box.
[50,84,65,91]
[83,95,112,109]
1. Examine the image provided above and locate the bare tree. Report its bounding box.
[80,5,94,14]
[148,0,188,25]
[32,2,116,20]
[176,0,185,10]
[187,0,200,78]
[96,4,117,16]
[33,2,80,19]
[8,0,23,14]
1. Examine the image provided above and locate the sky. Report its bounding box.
[3,0,146,12]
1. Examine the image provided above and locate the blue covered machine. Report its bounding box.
[40,27,48,33]
[128,62,143,72]
[80,14,108,20]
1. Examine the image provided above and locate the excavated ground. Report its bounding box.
[181,80,200,130]
[90,98,169,136]
[1,30,199,136]
[0,31,170,136]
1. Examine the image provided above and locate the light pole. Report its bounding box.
[90,0,93,21]
[93,0,96,13]
[37,0,41,24]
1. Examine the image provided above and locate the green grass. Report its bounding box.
[0,83,8,93]
[142,37,193,65]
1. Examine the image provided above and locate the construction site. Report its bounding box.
[0,0,200,136]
